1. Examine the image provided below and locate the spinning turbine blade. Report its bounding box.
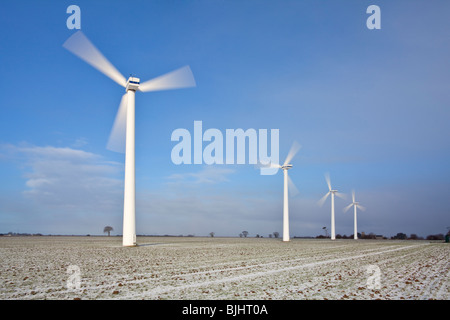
[335,192,346,200]
[139,65,196,92]
[107,93,128,153]
[352,190,355,203]
[357,204,366,211]
[63,31,127,87]
[325,173,331,191]
[343,203,353,212]
[318,192,330,207]
[288,175,299,197]
[283,141,301,166]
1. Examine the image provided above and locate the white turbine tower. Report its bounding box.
[263,141,301,242]
[318,173,345,240]
[343,190,365,239]
[63,31,196,247]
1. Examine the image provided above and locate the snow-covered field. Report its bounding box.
[0,236,448,300]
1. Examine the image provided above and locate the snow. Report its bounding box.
[0,236,448,300]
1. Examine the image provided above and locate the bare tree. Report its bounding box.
[273,232,279,238]
[209,232,215,238]
[242,231,249,238]
[103,226,113,236]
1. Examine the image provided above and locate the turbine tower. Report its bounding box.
[318,173,345,240]
[63,31,196,247]
[281,163,293,242]
[343,190,365,239]
[263,141,300,242]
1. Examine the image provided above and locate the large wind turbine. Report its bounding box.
[318,173,345,240]
[263,141,301,242]
[343,190,365,239]
[63,31,196,247]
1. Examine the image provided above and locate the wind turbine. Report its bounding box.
[262,141,301,242]
[318,173,345,240]
[63,31,196,247]
[343,190,365,239]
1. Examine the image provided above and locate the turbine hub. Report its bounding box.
[281,164,293,170]
[126,76,140,91]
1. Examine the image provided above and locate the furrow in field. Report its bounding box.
[125,244,425,299]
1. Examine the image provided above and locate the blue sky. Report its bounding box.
[0,0,449,237]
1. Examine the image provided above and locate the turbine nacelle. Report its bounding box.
[281,164,293,170]
[126,77,140,91]
[343,191,365,213]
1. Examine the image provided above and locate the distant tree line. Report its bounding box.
[0,232,43,237]
[225,230,449,240]
[237,231,280,238]
[315,232,384,239]
[391,232,447,240]
[424,234,445,240]
[314,232,448,241]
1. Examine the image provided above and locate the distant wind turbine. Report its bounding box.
[63,31,196,246]
[262,141,301,242]
[318,173,346,240]
[343,190,365,240]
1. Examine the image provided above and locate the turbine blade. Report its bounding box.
[335,192,346,200]
[352,190,355,203]
[288,175,299,197]
[324,172,331,191]
[357,204,366,211]
[106,93,128,153]
[343,203,353,212]
[138,65,196,92]
[317,192,330,207]
[63,31,127,87]
[283,141,301,166]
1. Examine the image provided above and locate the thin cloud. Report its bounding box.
[166,166,236,185]
[71,137,89,149]
[0,144,123,220]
